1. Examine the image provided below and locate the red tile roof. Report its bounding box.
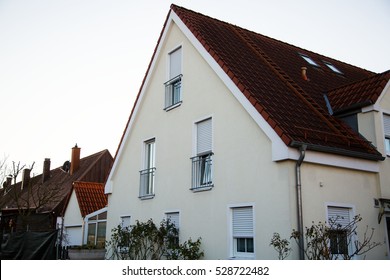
[328,71,390,114]
[171,5,386,160]
[73,181,107,217]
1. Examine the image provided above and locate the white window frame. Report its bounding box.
[164,45,183,110]
[191,116,214,191]
[120,215,131,228]
[383,114,390,156]
[228,203,255,259]
[139,138,156,199]
[325,203,356,259]
[83,207,107,247]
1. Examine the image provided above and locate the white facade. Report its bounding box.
[62,190,83,246]
[105,12,389,259]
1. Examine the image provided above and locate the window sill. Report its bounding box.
[190,185,213,193]
[164,101,182,112]
[139,194,155,200]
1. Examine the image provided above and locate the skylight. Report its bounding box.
[300,54,319,67]
[324,61,343,74]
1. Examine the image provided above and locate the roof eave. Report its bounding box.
[290,141,385,161]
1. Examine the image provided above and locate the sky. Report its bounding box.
[0,0,389,180]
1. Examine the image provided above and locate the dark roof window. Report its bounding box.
[300,53,320,67]
[324,61,343,74]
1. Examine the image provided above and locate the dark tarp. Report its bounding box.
[1,230,58,260]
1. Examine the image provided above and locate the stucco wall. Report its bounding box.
[63,190,83,246]
[106,21,387,259]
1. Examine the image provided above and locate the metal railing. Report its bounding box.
[164,75,182,109]
[139,167,156,197]
[191,153,213,190]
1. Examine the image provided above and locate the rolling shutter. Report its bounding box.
[232,207,253,238]
[166,212,180,229]
[169,47,182,79]
[197,118,212,154]
[328,206,351,228]
[384,114,390,136]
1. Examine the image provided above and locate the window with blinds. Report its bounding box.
[191,118,213,190]
[164,47,182,110]
[384,114,390,154]
[327,206,351,255]
[232,206,254,257]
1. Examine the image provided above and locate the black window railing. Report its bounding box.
[164,75,182,109]
[191,153,213,190]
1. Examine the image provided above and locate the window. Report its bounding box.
[232,206,254,258]
[383,114,390,155]
[139,139,156,198]
[164,47,182,110]
[324,61,343,74]
[191,118,213,191]
[300,53,319,67]
[86,210,107,248]
[327,206,352,256]
[120,215,131,228]
[166,212,180,244]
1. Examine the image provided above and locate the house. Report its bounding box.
[0,145,113,235]
[61,181,107,248]
[104,4,390,259]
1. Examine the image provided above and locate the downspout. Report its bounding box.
[296,144,307,260]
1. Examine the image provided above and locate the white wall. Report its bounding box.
[63,190,84,246]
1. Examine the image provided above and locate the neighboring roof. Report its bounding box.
[73,181,107,217]
[170,5,386,160]
[1,149,113,215]
[327,70,390,114]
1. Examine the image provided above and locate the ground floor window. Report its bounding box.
[85,210,107,248]
[232,206,254,258]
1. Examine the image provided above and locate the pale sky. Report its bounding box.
[0,0,389,179]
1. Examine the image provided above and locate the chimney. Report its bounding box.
[2,176,12,193]
[21,168,31,190]
[42,158,51,183]
[70,144,81,175]
[301,66,309,81]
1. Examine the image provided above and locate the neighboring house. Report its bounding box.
[0,145,113,235]
[105,5,390,259]
[61,181,107,247]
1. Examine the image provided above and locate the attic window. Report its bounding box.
[300,54,319,67]
[324,61,343,74]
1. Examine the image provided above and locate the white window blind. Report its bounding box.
[169,47,182,79]
[166,212,180,229]
[197,118,212,155]
[232,207,253,238]
[384,114,390,136]
[328,206,351,228]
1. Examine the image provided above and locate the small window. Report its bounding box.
[120,216,131,228]
[324,61,343,74]
[327,206,352,257]
[165,47,182,110]
[232,206,254,258]
[191,118,213,191]
[300,54,319,67]
[139,139,156,198]
[383,114,390,155]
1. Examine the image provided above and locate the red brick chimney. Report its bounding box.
[42,158,51,183]
[70,144,81,175]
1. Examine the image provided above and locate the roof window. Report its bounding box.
[324,61,343,74]
[300,54,319,67]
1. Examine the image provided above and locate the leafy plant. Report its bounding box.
[270,214,381,260]
[106,218,203,260]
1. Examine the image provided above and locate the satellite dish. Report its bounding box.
[62,161,70,172]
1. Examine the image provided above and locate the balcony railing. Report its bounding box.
[139,167,156,198]
[191,153,213,191]
[164,75,182,110]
